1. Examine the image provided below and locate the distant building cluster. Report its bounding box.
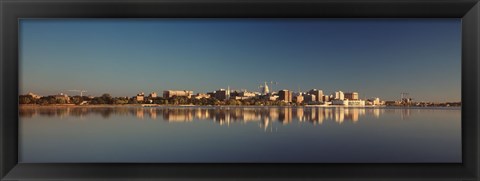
[129,86,384,107]
[163,90,193,99]
[19,83,460,107]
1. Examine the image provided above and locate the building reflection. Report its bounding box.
[20,106,390,126]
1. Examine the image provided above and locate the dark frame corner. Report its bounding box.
[1,0,479,180]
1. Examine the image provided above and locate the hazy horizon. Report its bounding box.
[19,19,461,102]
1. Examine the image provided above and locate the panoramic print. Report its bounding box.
[19,19,461,163]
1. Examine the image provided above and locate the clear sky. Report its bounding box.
[19,19,461,102]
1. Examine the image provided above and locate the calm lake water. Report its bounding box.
[19,106,461,163]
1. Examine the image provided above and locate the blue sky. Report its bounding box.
[19,19,461,102]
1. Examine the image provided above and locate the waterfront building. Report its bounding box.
[332,99,366,106]
[308,89,324,102]
[278,90,292,103]
[239,91,256,98]
[367,97,382,105]
[206,92,216,98]
[230,90,240,97]
[163,90,193,98]
[295,94,304,103]
[233,96,251,100]
[230,90,255,100]
[136,92,145,102]
[215,89,229,101]
[149,92,157,98]
[385,101,400,106]
[260,82,270,95]
[345,92,359,100]
[335,91,344,100]
[269,95,279,101]
[193,93,211,99]
[227,86,231,100]
[323,95,330,102]
[303,94,316,103]
[27,92,42,99]
[348,100,365,106]
[53,93,70,103]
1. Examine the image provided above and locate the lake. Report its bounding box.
[19,106,461,163]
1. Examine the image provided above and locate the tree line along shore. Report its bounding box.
[19,93,461,107]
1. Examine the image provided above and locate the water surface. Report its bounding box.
[19,106,461,163]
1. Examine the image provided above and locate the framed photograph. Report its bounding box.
[1,0,479,180]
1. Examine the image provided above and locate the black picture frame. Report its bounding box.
[1,0,479,180]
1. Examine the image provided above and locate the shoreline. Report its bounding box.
[19,104,461,109]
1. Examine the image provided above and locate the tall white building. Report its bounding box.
[335,91,344,100]
[308,89,324,102]
[261,82,269,95]
[227,86,231,100]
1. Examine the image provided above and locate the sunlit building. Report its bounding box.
[308,89,324,102]
[344,92,359,100]
[334,91,344,100]
[163,90,193,98]
[278,90,292,103]
[53,93,70,103]
[27,92,42,99]
[323,95,330,102]
[303,94,316,103]
[295,94,304,103]
[269,95,279,101]
[232,91,256,100]
[136,92,145,102]
[239,91,256,98]
[149,92,158,98]
[215,89,229,101]
[332,99,366,106]
[193,93,211,99]
[367,97,382,105]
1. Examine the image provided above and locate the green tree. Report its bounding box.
[47,96,57,104]
[56,99,66,104]
[19,96,33,104]
[71,96,83,105]
[101,94,113,104]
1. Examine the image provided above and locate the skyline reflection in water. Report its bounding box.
[19,106,461,163]
[20,106,418,125]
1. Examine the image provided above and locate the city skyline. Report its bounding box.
[20,19,461,102]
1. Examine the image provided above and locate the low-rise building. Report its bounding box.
[269,95,279,101]
[295,95,304,103]
[239,91,256,98]
[194,93,211,99]
[332,99,365,106]
[385,101,400,106]
[323,95,330,102]
[149,92,158,98]
[53,93,70,103]
[303,94,316,103]
[163,90,193,98]
[233,96,252,100]
[136,92,145,102]
[206,92,216,98]
[367,97,382,105]
[27,92,42,99]
[344,92,359,100]
[348,100,365,106]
